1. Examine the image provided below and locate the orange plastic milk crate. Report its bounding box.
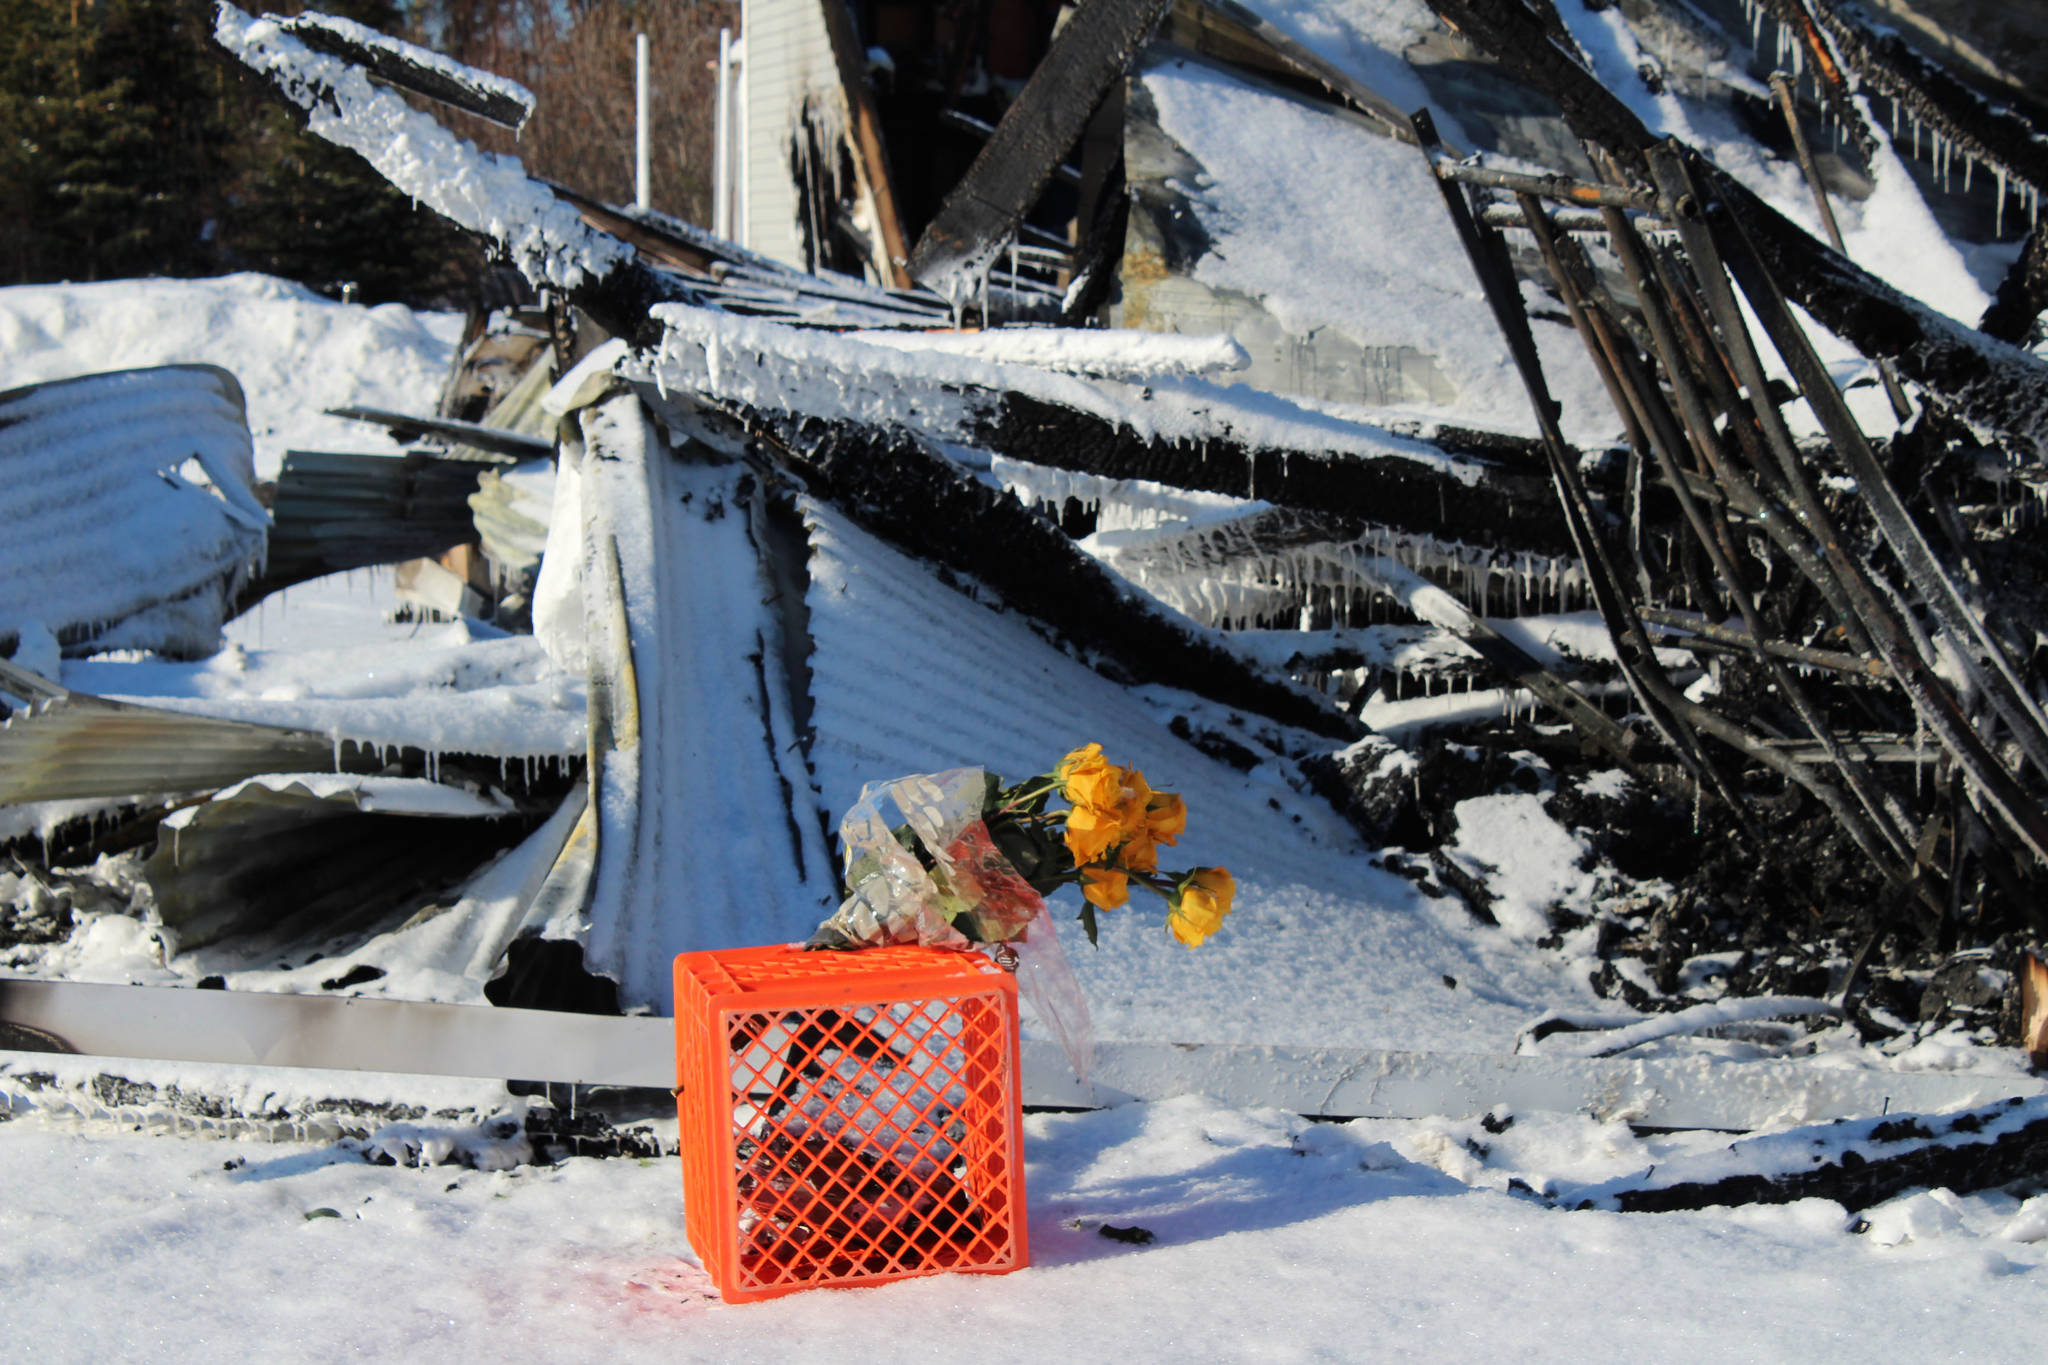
[671,943,1030,1302]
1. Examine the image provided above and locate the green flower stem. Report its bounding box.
[992,775,1062,815]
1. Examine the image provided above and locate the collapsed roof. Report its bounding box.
[7,0,2048,1057]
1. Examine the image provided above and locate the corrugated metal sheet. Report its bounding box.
[144,777,524,951]
[0,365,265,660]
[261,450,487,591]
[564,395,837,1013]
[0,675,343,805]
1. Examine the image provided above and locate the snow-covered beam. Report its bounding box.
[273,10,534,130]
[641,305,1582,559]
[214,3,689,313]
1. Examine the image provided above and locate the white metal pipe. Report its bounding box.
[634,31,651,212]
[713,26,732,238]
[733,32,748,247]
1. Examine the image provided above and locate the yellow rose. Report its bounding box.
[1168,867,1234,947]
[1063,801,1122,866]
[1143,790,1187,846]
[1115,769,1159,872]
[1081,865,1129,910]
[1056,743,1125,813]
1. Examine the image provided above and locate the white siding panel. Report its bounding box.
[740,0,840,269]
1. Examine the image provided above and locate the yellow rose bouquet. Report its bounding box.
[809,743,1235,953]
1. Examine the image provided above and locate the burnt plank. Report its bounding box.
[278,13,533,130]
[907,0,1173,298]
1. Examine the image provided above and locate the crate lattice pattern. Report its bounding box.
[674,945,1027,1301]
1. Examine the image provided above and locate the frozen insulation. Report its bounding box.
[0,366,266,661]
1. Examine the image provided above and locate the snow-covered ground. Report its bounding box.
[5,1096,2048,1362]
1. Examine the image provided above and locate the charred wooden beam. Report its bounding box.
[941,110,1085,186]
[981,393,1578,556]
[1567,1095,2048,1214]
[907,0,1173,298]
[1979,226,2048,345]
[1638,608,1885,678]
[1400,0,2048,459]
[276,11,533,130]
[1803,0,2048,203]
[818,0,914,289]
[545,184,720,277]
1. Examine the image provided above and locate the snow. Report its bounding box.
[3,1094,2047,1361]
[0,273,461,480]
[62,608,587,762]
[1134,52,1622,444]
[1240,0,1480,148]
[846,326,1250,380]
[1444,792,1598,941]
